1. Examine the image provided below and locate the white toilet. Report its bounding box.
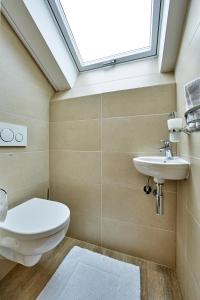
[0,198,70,266]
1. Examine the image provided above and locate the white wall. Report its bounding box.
[53,58,175,100]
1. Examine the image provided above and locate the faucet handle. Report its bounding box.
[160,139,171,147]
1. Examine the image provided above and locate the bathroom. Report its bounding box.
[0,0,199,299]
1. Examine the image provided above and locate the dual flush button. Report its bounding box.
[0,128,23,143]
[0,122,27,147]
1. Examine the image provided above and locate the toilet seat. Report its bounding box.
[0,198,70,266]
[0,198,70,239]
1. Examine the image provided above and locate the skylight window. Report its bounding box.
[48,0,161,71]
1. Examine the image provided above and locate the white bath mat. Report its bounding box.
[37,246,140,300]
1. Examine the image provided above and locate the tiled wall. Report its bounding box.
[175,0,200,298]
[50,83,176,267]
[0,17,53,279]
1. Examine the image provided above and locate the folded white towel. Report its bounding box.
[185,78,200,108]
[185,78,200,123]
[0,189,8,222]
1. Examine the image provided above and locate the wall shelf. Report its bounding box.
[184,104,200,117]
[184,104,200,133]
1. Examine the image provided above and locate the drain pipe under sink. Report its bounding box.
[154,182,164,215]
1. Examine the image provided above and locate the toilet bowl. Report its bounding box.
[0,198,70,266]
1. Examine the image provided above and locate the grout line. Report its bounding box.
[100,94,103,247]
[48,149,161,155]
[0,150,48,157]
[102,216,176,234]
[50,118,99,124]
[49,149,101,153]
[49,112,171,123]
[101,112,171,120]
[0,108,49,123]
[100,182,176,194]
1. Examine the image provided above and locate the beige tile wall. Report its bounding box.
[0,16,54,279]
[50,83,177,267]
[175,0,200,298]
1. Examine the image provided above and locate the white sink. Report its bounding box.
[133,156,190,183]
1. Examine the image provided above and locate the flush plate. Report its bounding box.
[0,122,27,147]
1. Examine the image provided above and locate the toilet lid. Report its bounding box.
[0,198,70,239]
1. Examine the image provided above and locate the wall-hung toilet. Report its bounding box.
[0,198,70,266]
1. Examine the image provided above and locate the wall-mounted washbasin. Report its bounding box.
[133,156,190,183]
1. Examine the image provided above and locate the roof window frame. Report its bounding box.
[47,0,162,72]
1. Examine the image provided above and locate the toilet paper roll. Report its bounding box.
[0,188,8,222]
[167,118,183,130]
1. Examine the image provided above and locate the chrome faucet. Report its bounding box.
[160,140,173,160]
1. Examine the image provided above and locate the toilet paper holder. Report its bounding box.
[184,104,200,133]
[168,111,200,138]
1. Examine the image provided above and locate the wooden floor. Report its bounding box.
[0,237,182,300]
